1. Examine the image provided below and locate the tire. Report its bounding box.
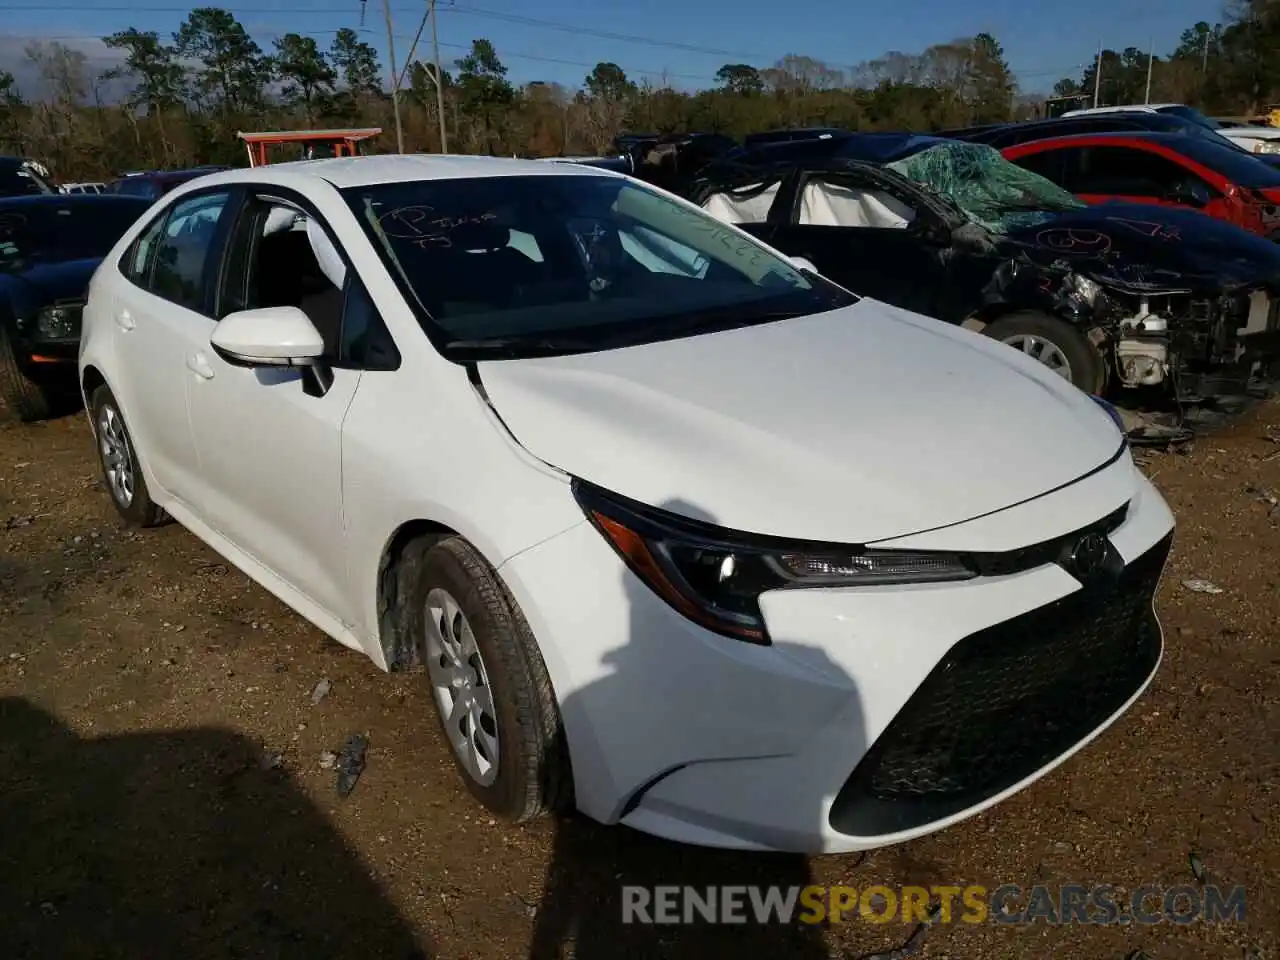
[400,535,571,822]
[0,327,54,422]
[982,311,1106,394]
[89,384,170,527]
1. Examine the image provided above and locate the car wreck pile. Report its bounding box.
[588,129,1280,438]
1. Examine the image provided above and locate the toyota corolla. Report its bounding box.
[77,155,1174,853]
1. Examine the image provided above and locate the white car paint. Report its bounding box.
[478,299,1123,545]
[79,154,1176,854]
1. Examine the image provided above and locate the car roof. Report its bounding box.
[1010,130,1195,147]
[724,132,952,167]
[189,154,624,190]
[1063,104,1177,115]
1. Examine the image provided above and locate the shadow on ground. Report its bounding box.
[529,815,832,959]
[0,697,430,960]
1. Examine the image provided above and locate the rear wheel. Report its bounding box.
[0,327,54,422]
[90,385,169,527]
[982,311,1105,394]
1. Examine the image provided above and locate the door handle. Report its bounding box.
[186,352,215,380]
[115,310,135,332]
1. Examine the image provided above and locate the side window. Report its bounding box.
[150,191,231,311]
[1012,148,1070,187]
[797,176,917,229]
[700,181,780,224]
[217,194,396,370]
[1072,146,1197,197]
[339,279,400,370]
[124,213,167,285]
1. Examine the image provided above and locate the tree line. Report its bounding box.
[1053,0,1280,115]
[1,1,1280,182]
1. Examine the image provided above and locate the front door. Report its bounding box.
[767,171,952,317]
[183,193,364,624]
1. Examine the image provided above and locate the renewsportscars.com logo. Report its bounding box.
[621,884,1247,926]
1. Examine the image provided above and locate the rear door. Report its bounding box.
[109,187,236,503]
[765,169,953,317]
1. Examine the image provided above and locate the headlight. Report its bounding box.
[1090,394,1127,435]
[1255,141,1280,154]
[573,480,977,644]
[35,303,83,339]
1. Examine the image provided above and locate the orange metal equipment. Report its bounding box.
[236,128,383,167]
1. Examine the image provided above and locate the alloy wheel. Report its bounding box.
[1002,333,1074,382]
[424,587,500,786]
[97,403,135,508]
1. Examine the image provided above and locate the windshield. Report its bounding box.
[344,173,854,359]
[1171,135,1280,188]
[1157,105,1222,130]
[886,141,1086,233]
[0,200,150,269]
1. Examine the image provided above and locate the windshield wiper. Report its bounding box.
[443,336,601,358]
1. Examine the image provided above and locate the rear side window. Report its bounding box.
[125,215,166,285]
[131,191,231,312]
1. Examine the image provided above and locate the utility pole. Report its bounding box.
[430,0,448,153]
[1202,30,1210,74]
[1144,37,1154,104]
[383,0,405,154]
[1092,39,1103,108]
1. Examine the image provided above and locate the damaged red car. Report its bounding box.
[1003,132,1280,240]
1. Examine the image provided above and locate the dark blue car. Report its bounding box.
[0,193,152,420]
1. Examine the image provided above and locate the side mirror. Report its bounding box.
[210,306,324,368]
[789,255,818,273]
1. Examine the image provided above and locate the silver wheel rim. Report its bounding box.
[97,404,135,508]
[424,588,500,786]
[1003,334,1074,382]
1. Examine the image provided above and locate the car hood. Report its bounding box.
[475,300,1125,544]
[0,256,98,318]
[0,256,98,299]
[1001,202,1280,293]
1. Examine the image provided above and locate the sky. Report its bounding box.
[0,0,1226,96]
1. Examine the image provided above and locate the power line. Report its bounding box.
[0,2,1128,77]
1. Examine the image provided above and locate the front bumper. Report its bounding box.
[499,460,1175,854]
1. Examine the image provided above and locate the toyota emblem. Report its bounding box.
[1068,532,1109,580]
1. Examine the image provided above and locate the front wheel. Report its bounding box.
[982,311,1105,394]
[399,535,571,821]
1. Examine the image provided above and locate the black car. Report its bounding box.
[106,166,229,201]
[0,157,55,198]
[612,133,739,194]
[0,194,152,420]
[742,127,848,148]
[687,132,1280,402]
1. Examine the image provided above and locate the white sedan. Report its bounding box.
[78,155,1175,853]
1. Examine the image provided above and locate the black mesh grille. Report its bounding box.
[829,532,1171,837]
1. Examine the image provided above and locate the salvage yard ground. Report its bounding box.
[1,402,1278,960]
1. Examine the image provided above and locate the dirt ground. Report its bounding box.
[1,400,1277,960]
